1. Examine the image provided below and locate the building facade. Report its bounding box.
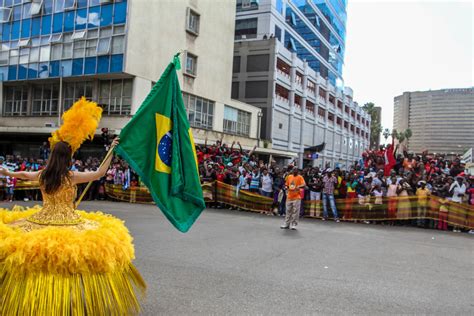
[233,0,370,168]
[0,0,274,158]
[393,88,474,155]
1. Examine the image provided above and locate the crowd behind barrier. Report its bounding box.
[1,138,473,233]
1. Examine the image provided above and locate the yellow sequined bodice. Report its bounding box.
[27,178,83,225]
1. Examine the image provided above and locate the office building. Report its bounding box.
[233,0,370,167]
[393,88,474,155]
[0,0,277,158]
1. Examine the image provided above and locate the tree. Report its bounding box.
[383,128,391,141]
[363,102,382,149]
[404,128,412,144]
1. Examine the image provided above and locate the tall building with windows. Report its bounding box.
[393,88,474,156]
[0,0,275,158]
[233,0,370,167]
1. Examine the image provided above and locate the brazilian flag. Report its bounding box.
[115,54,205,232]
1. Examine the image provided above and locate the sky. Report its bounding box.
[343,0,473,135]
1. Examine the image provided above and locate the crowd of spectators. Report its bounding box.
[195,140,474,232]
[1,139,473,233]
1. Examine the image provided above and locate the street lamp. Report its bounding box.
[257,111,263,147]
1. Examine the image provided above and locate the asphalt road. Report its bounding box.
[1,201,473,315]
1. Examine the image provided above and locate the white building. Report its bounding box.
[233,39,370,169]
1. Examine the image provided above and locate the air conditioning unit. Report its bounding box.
[44,122,55,128]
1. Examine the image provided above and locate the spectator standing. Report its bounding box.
[5,176,15,202]
[260,168,273,198]
[280,168,306,230]
[416,181,430,227]
[322,170,340,222]
[386,176,398,221]
[39,142,50,160]
[449,176,466,232]
[249,167,261,193]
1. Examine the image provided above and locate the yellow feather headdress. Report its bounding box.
[49,97,103,153]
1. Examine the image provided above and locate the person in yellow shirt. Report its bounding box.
[280,168,306,230]
[416,180,430,227]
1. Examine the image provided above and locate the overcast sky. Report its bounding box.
[343,0,473,133]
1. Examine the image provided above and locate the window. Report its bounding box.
[318,107,325,118]
[350,124,354,132]
[274,24,281,41]
[287,37,296,51]
[295,71,303,85]
[39,45,50,62]
[32,83,59,116]
[223,105,251,136]
[97,37,111,55]
[182,92,214,129]
[18,39,30,47]
[275,0,283,14]
[289,11,296,26]
[275,83,289,100]
[64,0,76,11]
[49,33,62,43]
[307,80,316,93]
[29,0,43,16]
[85,38,97,56]
[3,86,28,116]
[337,100,343,109]
[231,82,239,99]
[98,79,132,115]
[306,100,315,114]
[185,52,197,76]
[232,56,240,73]
[351,110,355,118]
[71,30,86,40]
[344,120,348,129]
[186,8,199,35]
[245,81,267,98]
[329,95,335,105]
[277,59,290,77]
[246,54,269,72]
[51,44,62,60]
[294,94,302,107]
[357,113,360,121]
[0,7,12,23]
[319,87,327,99]
[328,112,334,121]
[19,48,29,64]
[235,18,257,39]
[344,105,349,113]
[0,51,8,65]
[62,42,72,58]
[237,0,258,11]
[111,35,124,54]
[73,40,85,58]
[63,81,93,110]
[336,117,342,125]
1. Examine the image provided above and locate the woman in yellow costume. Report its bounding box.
[0,98,145,315]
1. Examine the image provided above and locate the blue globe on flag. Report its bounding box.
[158,131,172,167]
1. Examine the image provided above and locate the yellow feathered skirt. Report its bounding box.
[0,206,146,315]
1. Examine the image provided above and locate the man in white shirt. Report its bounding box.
[449,176,466,203]
[260,168,273,198]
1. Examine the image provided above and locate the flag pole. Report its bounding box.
[75,146,114,209]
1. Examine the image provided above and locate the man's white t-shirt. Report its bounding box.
[261,174,273,193]
[449,182,466,203]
